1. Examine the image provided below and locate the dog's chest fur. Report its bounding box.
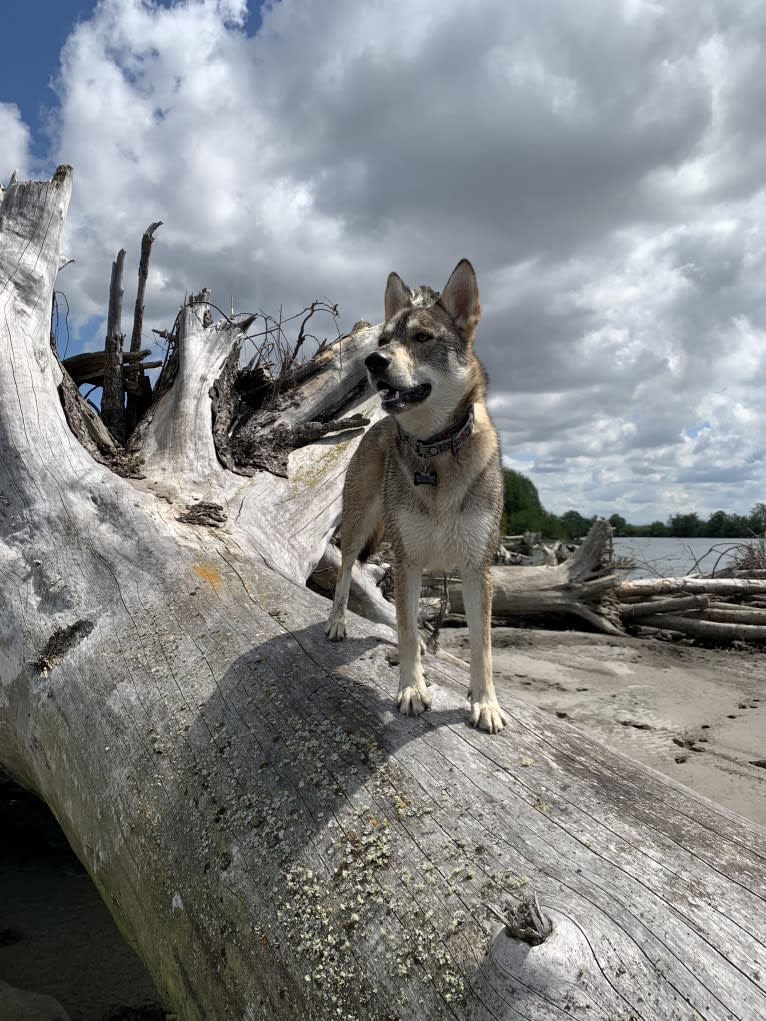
[382,420,501,572]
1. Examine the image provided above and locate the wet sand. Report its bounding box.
[442,626,766,827]
[0,776,165,1021]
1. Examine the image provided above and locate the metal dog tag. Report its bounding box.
[414,471,438,486]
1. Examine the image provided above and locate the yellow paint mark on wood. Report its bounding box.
[193,562,222,594]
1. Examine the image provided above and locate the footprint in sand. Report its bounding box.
[673,737,705,753]
[612,711,686,764]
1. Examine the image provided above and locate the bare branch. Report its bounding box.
[129,221,162,353]
[101,249,126,442]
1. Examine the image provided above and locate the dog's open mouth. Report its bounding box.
[376,381,432,412]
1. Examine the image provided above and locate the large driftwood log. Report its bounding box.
[700,602,766,624]
[633,613,766,641]
[618,576,766,599]
[619,594,711,618]
[1,167,765,1020]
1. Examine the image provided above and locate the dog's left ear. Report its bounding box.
[438,259,480,338]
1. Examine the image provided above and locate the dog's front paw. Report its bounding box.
[470,699,509,734]
[325,615,347,641]
[397,685,432,717]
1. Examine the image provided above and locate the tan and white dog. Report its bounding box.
[326,259,508,733]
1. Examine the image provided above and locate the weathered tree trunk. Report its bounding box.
[2,167,765,1021]
[619,594,711,618]
[631,613,766,641]
[618,576,766,598]
[130,221,162,354]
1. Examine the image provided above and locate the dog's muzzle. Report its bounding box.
[365,351,432,412]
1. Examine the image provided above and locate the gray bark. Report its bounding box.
[1,167,765,1021]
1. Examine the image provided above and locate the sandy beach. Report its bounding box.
[442,626,766,827]
[1,627,764,1020]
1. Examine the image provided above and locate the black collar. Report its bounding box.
[396,406,475,459]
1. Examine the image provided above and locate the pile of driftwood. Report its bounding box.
[617,575,766,643]
[495,532,577,566]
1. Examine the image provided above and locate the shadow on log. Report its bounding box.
[1,167,765,1020]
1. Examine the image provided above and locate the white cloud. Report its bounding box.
[0,103,31,180]
[7,0,765,523]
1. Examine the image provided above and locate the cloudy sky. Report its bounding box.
[2,0,765,524]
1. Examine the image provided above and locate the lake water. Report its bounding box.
[612,536,760,580]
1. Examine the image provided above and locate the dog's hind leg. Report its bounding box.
[395,562,431,715]
[462,567,508,733]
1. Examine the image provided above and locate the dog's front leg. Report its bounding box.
[326,552,354,641]
[395,562,431,716]
[462,567,508,733]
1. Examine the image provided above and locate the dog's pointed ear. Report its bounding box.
[438,259,480,337]
[384,271,412,320]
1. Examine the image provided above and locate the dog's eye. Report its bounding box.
[378,335,390,347]
[413,331,432,343]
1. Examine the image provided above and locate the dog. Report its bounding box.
[326,259,508,733]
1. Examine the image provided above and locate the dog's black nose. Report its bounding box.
[365,351,390,375]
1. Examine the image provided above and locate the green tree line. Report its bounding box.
[501,468,766,541]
